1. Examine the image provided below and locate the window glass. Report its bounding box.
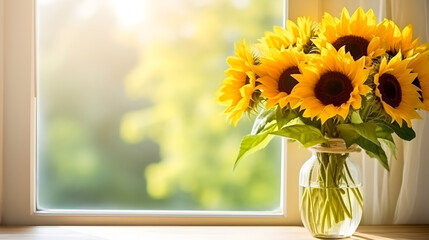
[37,0,283,211]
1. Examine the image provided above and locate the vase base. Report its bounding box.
[312,234,351,239]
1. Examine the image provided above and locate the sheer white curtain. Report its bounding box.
[314,0,429,224]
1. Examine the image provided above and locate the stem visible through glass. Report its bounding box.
[301,151,363,236]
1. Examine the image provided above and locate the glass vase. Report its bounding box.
[299,138,363,239]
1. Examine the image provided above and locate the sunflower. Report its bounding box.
[376,20,420,58]
[408,51,429,111]
[217,40,257,125]
[374,52,422,126]
[292,47,370,123]
[256,48,306,109]
[313,7,384,64]
[260,17,315,52]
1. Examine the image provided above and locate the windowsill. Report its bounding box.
[0,225,428,239]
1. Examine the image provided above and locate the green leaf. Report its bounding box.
[235,122,278,169]
[285,117,305,126]
[337,123,380,147]
[271,125,327,148]
[375,123,394,140]
[379,138,397,160]
[350,111,363,124]
[337,127,360,148]
[375,123,394,142]
[276,107,299,129]
[338,123,391,170]
[251,108,277,135]
[355,137,390,171]
[375,123,396,159]
[234,132,274,169]
[388,122,416,141]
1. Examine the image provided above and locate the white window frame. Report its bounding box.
[1,0,322,225]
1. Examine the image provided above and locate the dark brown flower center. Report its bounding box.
[315,71,354,107]
[332,35,369,60]
[412,77,423,102]
[378,73,402,108]
[278,66,300,94]
[245,75,250,85]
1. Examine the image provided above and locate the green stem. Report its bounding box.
[345,163,364,208]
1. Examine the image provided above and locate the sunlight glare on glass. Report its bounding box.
[74,0,98,20]
[108,0,147,27]
[231,0,250,9]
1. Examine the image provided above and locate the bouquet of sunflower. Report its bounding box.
[217,7,429,238]
[217,7,429,170]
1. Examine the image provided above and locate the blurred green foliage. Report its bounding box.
[38,0,283,211]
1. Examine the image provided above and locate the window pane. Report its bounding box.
[37,0,283,211]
